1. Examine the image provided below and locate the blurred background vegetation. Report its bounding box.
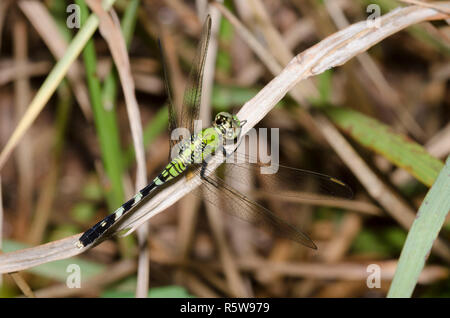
[0,0,449,298]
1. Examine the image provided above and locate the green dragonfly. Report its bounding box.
[77,15,352,249]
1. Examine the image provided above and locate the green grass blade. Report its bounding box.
[77,0,125,209]
[101,0,140,169]
[387,155,450,297]
[324,107,444,187]
[0,0,116,170]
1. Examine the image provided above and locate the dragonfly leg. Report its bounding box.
[222,147,229,157]
[200,161,208,179]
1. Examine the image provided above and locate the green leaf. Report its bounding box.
[388,155,450,297]
[324,107,444,187]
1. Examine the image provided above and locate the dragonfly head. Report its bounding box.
[213,112,247,141]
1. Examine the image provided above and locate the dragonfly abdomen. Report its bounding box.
[78,131,219,248]
[77,182,157,247]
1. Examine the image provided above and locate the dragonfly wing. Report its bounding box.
[180,15,211,135]
[217,151,353,199]
[197,166,317,249]
[158,39,181,153]
[159,16,212,156]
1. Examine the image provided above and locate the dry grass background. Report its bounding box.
[0,0,449,298]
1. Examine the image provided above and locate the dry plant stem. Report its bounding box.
[233,18,315,86]
[1,3,450,274]
[283,18,315,50]
[219,1,450,261]
[216,2,329,140]
[316,115,450,262]
[28,165,58,245]
[199,5,251,298]
[247,0,318,98]
[150,253,448,284]
[171,4,200,280]
[133,73,164,94]
[83,1,147,195]
[423,123,450,159]
[160,10,199,298]
[320,213,362,263]
[324,0,424,140]
[0,250,35,297]
[0,0,116,172]
[0,60,52,86]
[8,272,35,298]
[195,266,233,296]
[307,213,362,295]
[196,0,208,20]
[206,200,250,297]
[13,16,33,239]
[136,228,150,298]
[216,3,299,97]
[399,0,450,14]
[0,235,81,273]
[182,272,220,297]
[18,0,91,119]
[258,192,383,216]
[164,0,202,35]
[121,3,450,240]
[85,0,148,297]
[176,194,200,259]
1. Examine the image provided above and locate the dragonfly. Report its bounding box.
[77,15,352,249]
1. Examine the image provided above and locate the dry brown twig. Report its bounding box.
[1,3,449,274]
[84,0,149,298]
[199,5,251,297]
[398,0,450,14]
[216,1,450,262]
[149,252,449,284]
[0,60,52,86]
[18,0,92,120]
[13,14,33,240]
[324,0,425,140]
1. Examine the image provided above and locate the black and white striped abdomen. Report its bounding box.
[77,183,155,248]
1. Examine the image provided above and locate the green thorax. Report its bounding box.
[177,126,222,164]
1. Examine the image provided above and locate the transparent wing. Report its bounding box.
[180,15,211,135]
[160,16,211,155]
[196,167,317,249]
[189,154,352,248]
[158,39,179,152]
[213,151,353,199]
